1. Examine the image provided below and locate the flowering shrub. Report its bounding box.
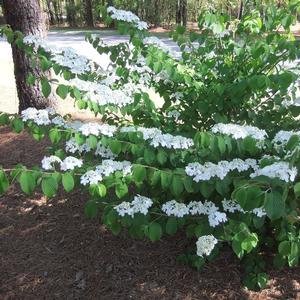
[1,3,300,290]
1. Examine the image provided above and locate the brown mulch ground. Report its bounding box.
[1,127,300,300]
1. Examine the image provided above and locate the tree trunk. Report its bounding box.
[3,0,55,113]
[66,0,77,27]
[85,0,94,27]
[46,0,56,25]
[237,0,244,20]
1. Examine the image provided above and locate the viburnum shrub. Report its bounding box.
[2,2,300,290]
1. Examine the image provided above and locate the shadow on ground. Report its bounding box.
[1,127,300,300]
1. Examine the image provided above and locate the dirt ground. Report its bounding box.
[1,126,300,300]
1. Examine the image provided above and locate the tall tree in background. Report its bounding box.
[176,0,187,26]
[84,0,94,27]
[3,0,54,112]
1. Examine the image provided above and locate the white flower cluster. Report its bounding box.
[80,159,131,186]
[250,161,297,182]
[272,130,300,151]
[23,35,92,75]
[70,78,133,107]
[114,195,153,217]
[222,199,266,217]
[21,107,54,125]
[65,138,91,154]
[65,138,116,159]
[161,200,227,227]
[42,155,83,171]
[107,6,148,30]
[53,47,92,75]
[211,123,267,141]
[196,235,218,257]
[185,158,258,182]
[120,126,194,150]
[167,110,181,121]
[78,122,117,137]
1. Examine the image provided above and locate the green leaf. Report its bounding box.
[0,113,9,125]
[149,222,162,241]
[49,128,61,144]
[257,273,268,289]
[278,240,291,257]
[87,135,98,149]
[85,200,99,218]
[12,118,24,133]
[115,182,128,199]
[41,78,51,98]
[157,149,168,165]
[144,148,156,164]
[26,73,36,86]
[234,186,264,211]
[41,176,58,197]
[0,170,9,195]
[56,84,69,99]
[62,172,74,192]
[133,165,147,182]
[110,140,122,155]
[294,182,300,197]
[217,136,226,155]
[165,217,178,235]
[264,191,285,220]
[161,172,173,190]
[19,171,36,194]
[171,175,184,197]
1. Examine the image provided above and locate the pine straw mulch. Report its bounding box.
[1,126,300,300]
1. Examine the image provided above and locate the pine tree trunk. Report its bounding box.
[3,0,55,113]
[85,0,94,27]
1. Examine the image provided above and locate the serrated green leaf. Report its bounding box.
[42,176,58,197]
[149,222,162,241]
[62,172,74,192]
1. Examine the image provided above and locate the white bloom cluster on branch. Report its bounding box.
[78,122,117,137]
[196,235,218,257]
[23,35,92,75]
[70,78,133,107]
[121,126,194,150]
[162,200,227,227]
[250,161,297,182]
[222,199,266,217]
[21,107,54,125]
[42,156,83,171]
[114,195,153,217]
[211,123,267,141]
[107,6,148,30]
[272,130,300,151]
[185,158,258,182]
[80,159,131,186]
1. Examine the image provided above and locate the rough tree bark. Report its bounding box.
[3,0,55,112]
[176,0,187,26]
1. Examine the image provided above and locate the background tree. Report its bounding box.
[3,0,55,112]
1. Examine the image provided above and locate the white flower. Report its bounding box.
[185,159,258,182]
[208,211,227,227]
[222,199,244,213]
[41,155,62,170]
[96,160,132,177]
[78,123,117,137]
[252,207,267,217]
[114,195,153,217]
[60,157,83,171]
[136,21,148,30]
[250,161,297,182]
[114,201,135,217]
[161,200,189,217]
[70,78,133,107]
[211,123,267,141]
[95,143,117,159]
[21,107,51,125]
[65,138,91,154]
[196,235,218,257]
[80,170,103,186]
[187,201,207,215]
